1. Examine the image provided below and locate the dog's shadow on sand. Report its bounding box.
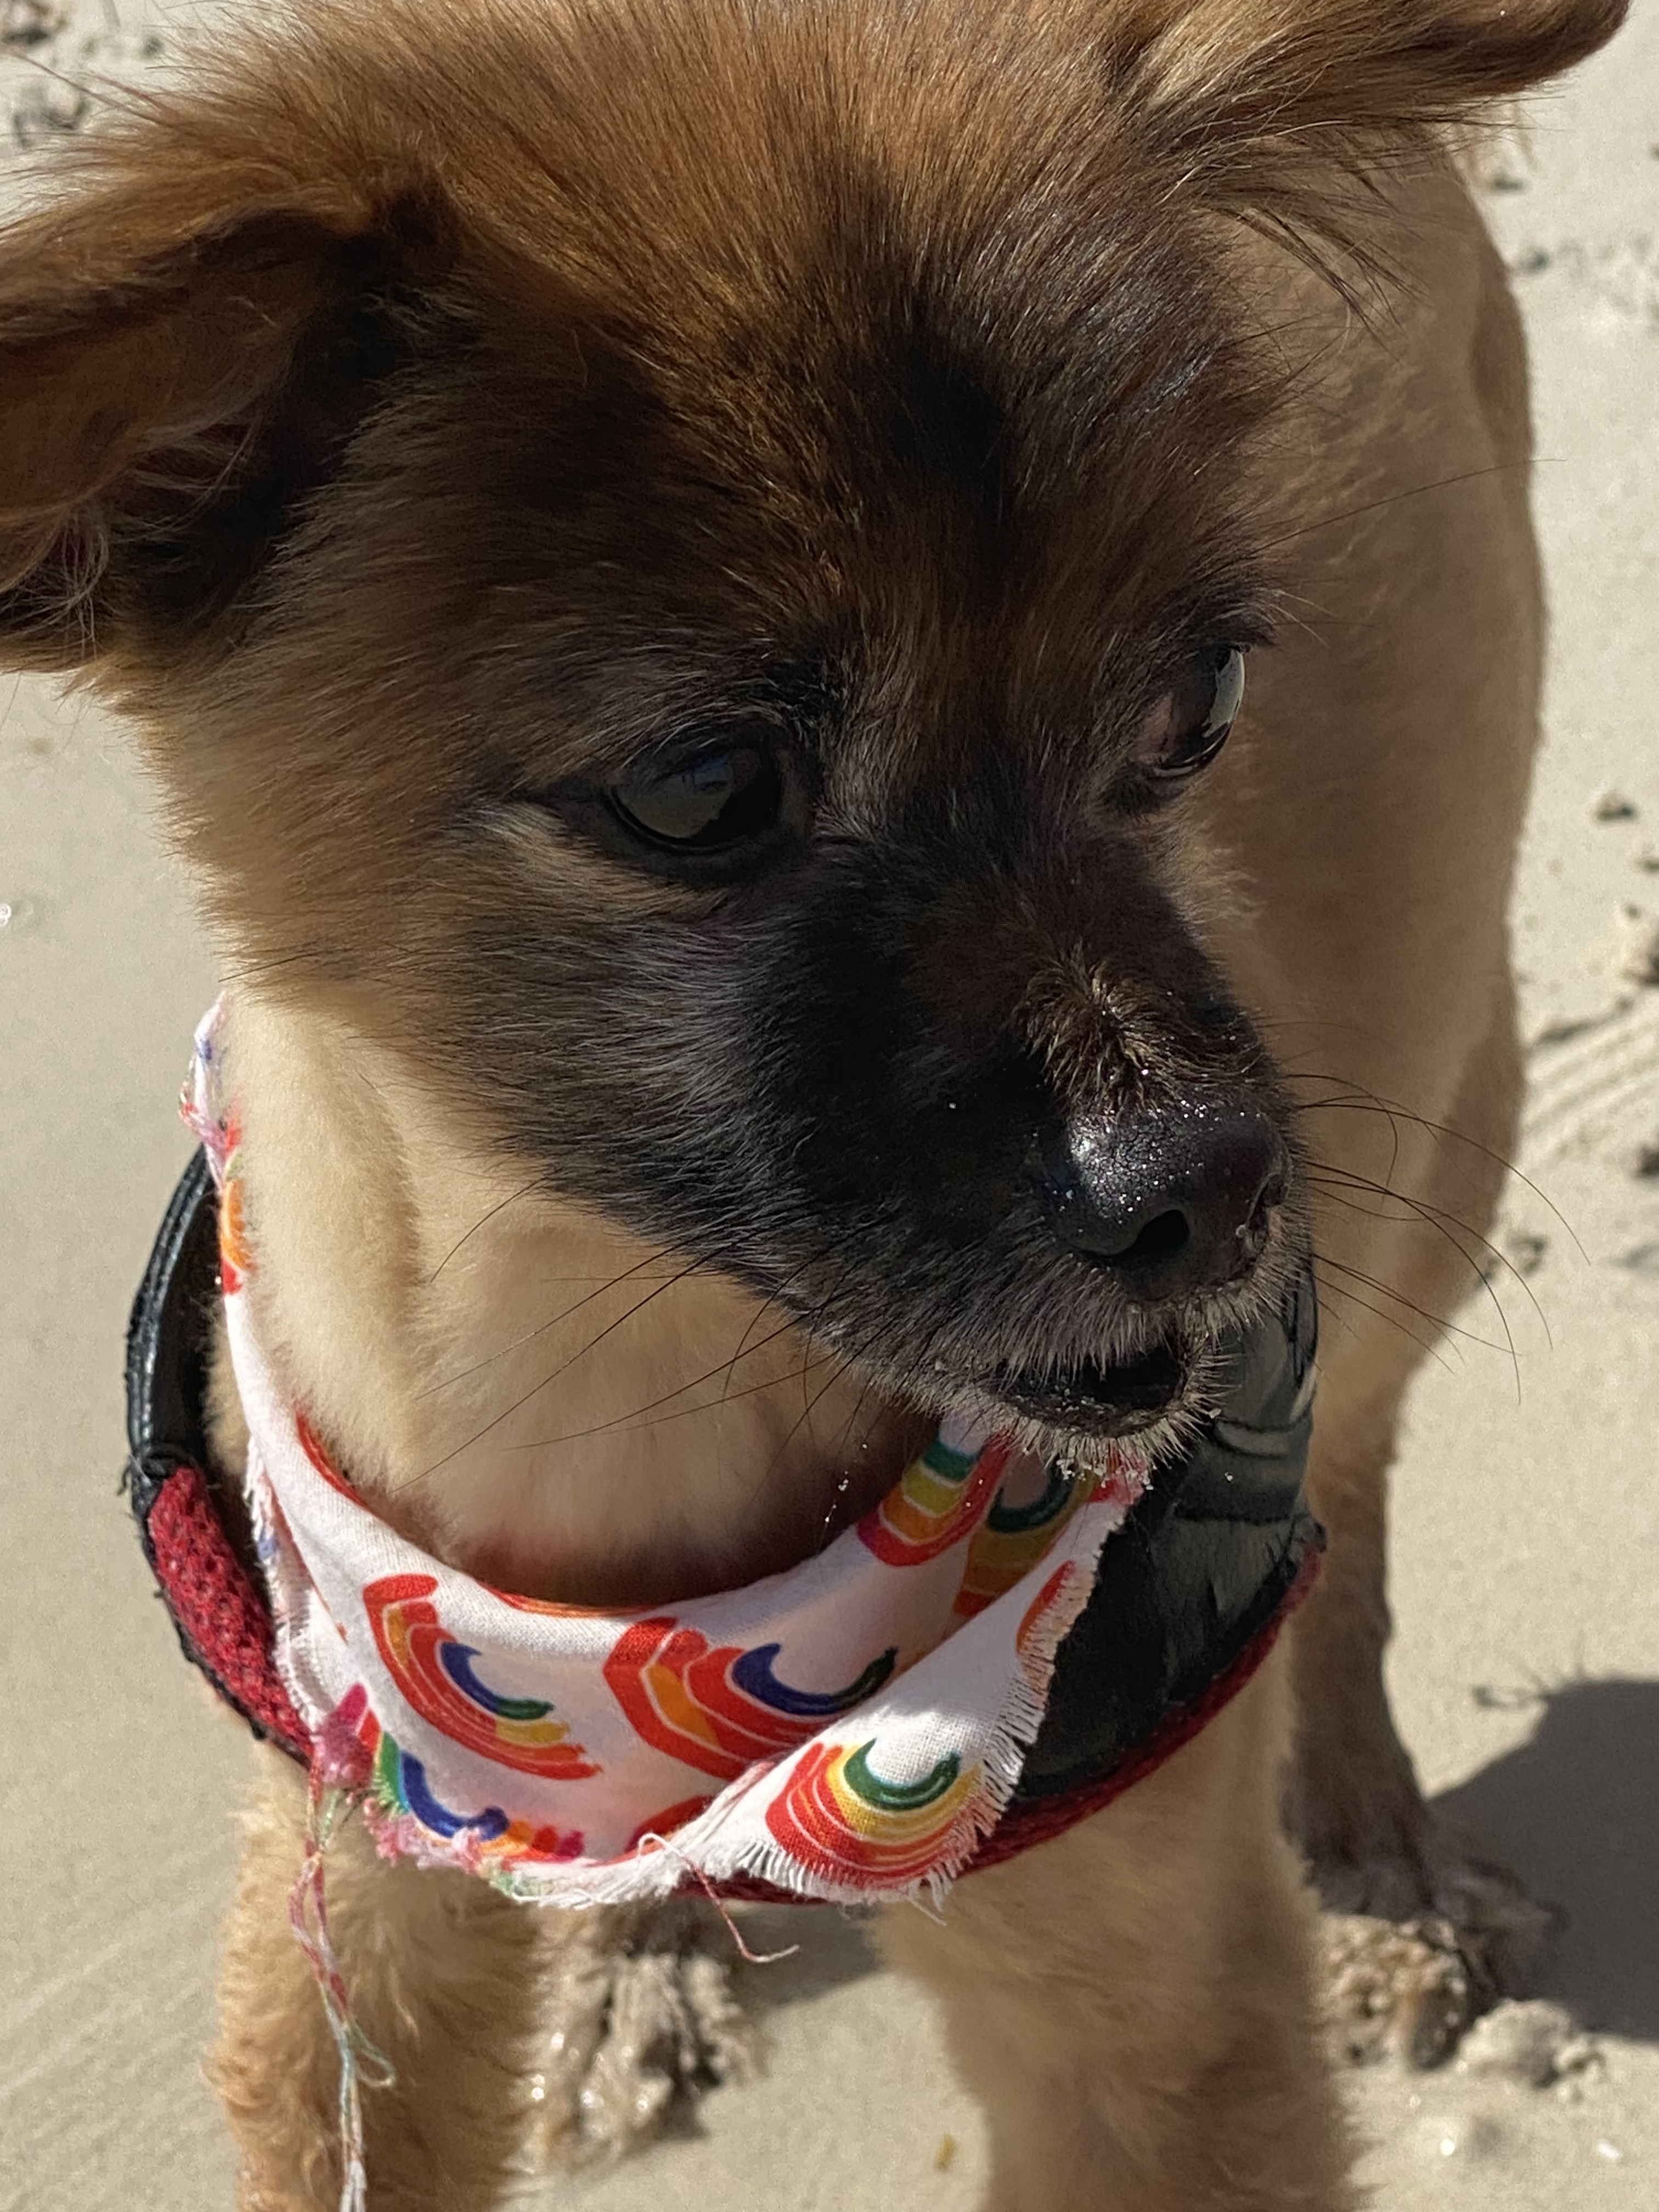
[1432,1675,1659,2041]
[736,1677,1659,2044]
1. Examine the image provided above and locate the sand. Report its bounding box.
[2,7,1655,2209]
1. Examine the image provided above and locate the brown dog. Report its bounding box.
[0,0,1625,2204]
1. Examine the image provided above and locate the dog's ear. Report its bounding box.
[1113,0,1625,240]
[0,122,454,672]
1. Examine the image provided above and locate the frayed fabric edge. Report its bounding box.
[335,1504,1117,1916]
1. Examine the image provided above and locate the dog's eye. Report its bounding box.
[1136,647,1245,781]
[609,740,782,852]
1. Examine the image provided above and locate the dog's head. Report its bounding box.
[0,0,1620,1468]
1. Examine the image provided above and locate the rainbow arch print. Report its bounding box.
[363,1574,600,1781]
[216,1121,254,1293]
[603,1618,898,1781]
[369,1724,585,1865]
[764,1739,980,1885]
[856,1432,1008,1566]
[295,1413,361,1502]
[953,1460,1089,1618]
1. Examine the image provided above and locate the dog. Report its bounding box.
[0,0,1626,2204]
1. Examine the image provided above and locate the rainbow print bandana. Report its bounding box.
[187,1007,1147,1907]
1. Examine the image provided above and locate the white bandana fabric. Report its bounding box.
[186,1006,1147,1907]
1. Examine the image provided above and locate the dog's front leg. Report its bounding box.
[213,1746,552,2212]
[881,1655,1353,2212]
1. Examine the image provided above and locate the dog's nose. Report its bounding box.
[1036,1098,1290,1302]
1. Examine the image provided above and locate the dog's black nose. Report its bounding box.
[1037,1098,1290,1302]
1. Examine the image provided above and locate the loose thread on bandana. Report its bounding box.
[634,1834,802,1965]
[288,1776,397,2212]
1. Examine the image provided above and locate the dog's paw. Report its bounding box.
[1318,1850,1560,2070]
[1427,1850,1559,2001]
[528,1897,758,2169]
[1321,1910,1474,2067]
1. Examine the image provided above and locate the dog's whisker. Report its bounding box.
[1300,1066,1575,1212]
[758,1357,862,1505]
[507,1347,844,1452]
[414,1244,692,1397]
[436,1229,900,1463]
[512,1299,845,1451]
[714,1234,853,1407]
[1309,1186,1548,1389]
[1293,1076,1578,1248]
[5,48,153,121]
[1291,1071,1584,1319]
[1310,1246,1515,1363]
[1304,1163,1539,1386]
[426,1174,556,1284]
[396,1255,715,1488]
[1304,1159,1550,1340]
[1308,1258,1453,1373]
[216,947,329,988]
[814,1370,895,1542]
[1258,461,1530,555]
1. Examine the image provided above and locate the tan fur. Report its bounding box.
[1,1,1628,2206]
[883,1658,1355,2212]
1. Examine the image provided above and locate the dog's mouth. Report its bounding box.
[985,1339,1187,1438]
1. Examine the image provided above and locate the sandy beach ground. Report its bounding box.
[2,7,1655,2209]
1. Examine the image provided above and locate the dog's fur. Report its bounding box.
[0,0,1627,2204]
